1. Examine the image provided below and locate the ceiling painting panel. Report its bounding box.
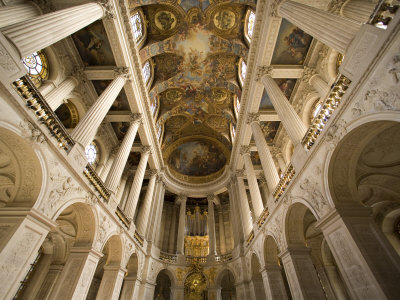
[251,151,261,165]
[91,80,130,111]
[271,19,313,65]
[260,121,280,143]
[72,20,116,66]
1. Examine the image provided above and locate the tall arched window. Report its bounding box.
[239,59,247,87]
[244,9,256,44]
[130,10,146,48]
[22,51,49,87]
[142,60,154,87]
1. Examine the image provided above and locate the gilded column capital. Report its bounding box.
[129,113,142,124]
[240,145,251,156]
[141,145,151,154]
[256,65,273,82]
[247,113,260,125]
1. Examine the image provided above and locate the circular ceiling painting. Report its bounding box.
[167,139,227,178]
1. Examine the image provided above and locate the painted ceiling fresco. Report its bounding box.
[133,0,256,181]
[259,78,297,109]
[271,19,313,65]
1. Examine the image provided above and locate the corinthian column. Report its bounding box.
[0,3,40,29]
[135,170,157,236]
[71,73,128,148]
[261,74,307,146]
[3,2,108,58]
[207,195,217,256]
[45,77,79,110]
[105,114,142,193]
[176,195,187,255]
[278,0,361,53]
[124,146,151,220]
[342,0,376,23]
[247,113,280,192]
[303,67,330,98]
[218,209,226,254]
[236,170,253,237]
[241,146,264,219]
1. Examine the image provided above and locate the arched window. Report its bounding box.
[150,96,159,118]
[157,123,163,141]
[131,11,143,42]
[244,9,256,44]
[85,141,100,167]
[239,59,247,87]
[231,123,236,141]
[311,100,323,122]
[234,95,241,118]
[143,60,152,84]
[22,51,49,87]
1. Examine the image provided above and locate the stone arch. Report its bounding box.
[0,126,43,209]
[101,234,123,266]
[380,206,400,255]
[283,202,318,248]
[263,235,280,267]
[250,252,266,300]
[119,251,140,299]
[216,267,237,287]
[216,268,236,300]
[154,269,174,300]
[328,120,400,208]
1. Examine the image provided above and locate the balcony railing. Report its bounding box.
[246,230,255,246]
[186,256,208,264]
[83,164,111,201]
[215,253,233,262]
[159,252,177,263]
[302,74,351,150]
[12,75,75,152]
[116,206,131,228]
[368,0,399,29]
[273,164,295,202]
[257,208,270,228]
[134,230,144,247]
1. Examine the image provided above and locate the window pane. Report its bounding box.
[247,11,256,40]
[143,61,151,83]
[241,60,247,82]
[131,12,143,42]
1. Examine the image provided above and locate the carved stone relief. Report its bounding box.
[352,89,400,118]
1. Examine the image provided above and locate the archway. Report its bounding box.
[86,235,123,300]
[153,269,172,300]
[327,120,400,298]
[184,271,207,300]
[218,269,236,300]
[16,202,97,300]
[120,253,139,300]
[263,235,289,299]
[250,253,266,300]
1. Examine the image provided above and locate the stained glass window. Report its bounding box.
[85,142,98,165]
[157,123,162,140]
[236,95,241,113]
[247,11,256,40]
[143,61,151,84]
[151,97,158,116]
[22,51,48,87]
[240,59,247,86]
[131,12,143,42]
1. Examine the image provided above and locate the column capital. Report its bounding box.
[235,169,245,178]
[176,194,187,204]
[110,146,119,156]
[114,66,130,79]
[148,169,158,177]
[246,113,260,124]
[269,145,282,156]
[270,0,283,17]
[97,0,115,19]
[129,113,142,124]
[141,145,151,154]
[256,65,273,81]
[327,0,347,13]
[258,174,267,185]
[73,66,88,85]
[240,145,251,156]
[301,66,317,83]
[207,194,216,203]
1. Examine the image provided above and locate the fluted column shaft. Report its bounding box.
[105,117,141,193]
[261,75,307,145]
[45,77,78,110]
[242,152,264,219]
[208,198,217,256]
[136,171,157,236]
[0,4,40,29]
[218,209,226,254]
[237,175,253,237]
[168,205,177,253]
[124,147,150,220]
[309,74,330,98]
[116,175,128,206]
[3,2,105,58]
[99,152,116,181]
[176,196,187,255]
[276,153,287,173]
[250,121,280,191]
[279,0,361,54]
[72,75,126,148]
[153,181,166,245]
[342,0,376,23]
[228,182,242,245]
